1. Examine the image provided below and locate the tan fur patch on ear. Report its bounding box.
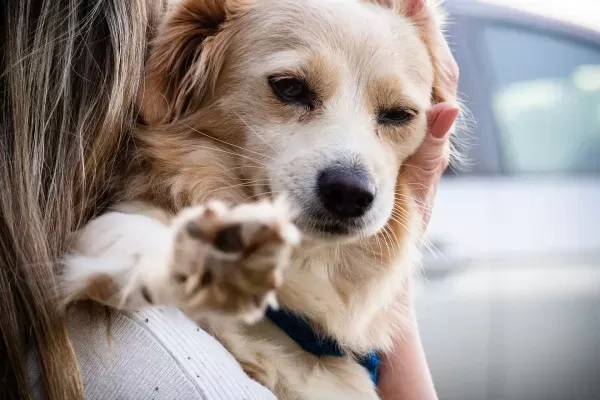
[140,0,254,125]
[364,0,457,105]
[401,1,456,104]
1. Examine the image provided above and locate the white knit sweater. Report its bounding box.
[29,303,276,399]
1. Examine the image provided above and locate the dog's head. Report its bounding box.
[142,0,453,241]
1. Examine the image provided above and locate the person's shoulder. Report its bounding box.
[29,303,276,400]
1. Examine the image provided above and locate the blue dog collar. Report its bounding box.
[265,307,380,384]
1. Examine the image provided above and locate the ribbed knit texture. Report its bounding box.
[28,303,277,399]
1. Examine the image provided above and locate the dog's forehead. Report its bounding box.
[241,0,430,78]
[249,0,406,45]
[235,0,433,103]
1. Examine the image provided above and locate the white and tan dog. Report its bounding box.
[61,0,455,398]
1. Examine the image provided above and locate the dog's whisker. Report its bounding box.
[383,225,402,257]
[223,165,268,171]
[394,189,433,205]
[176,118,275,162]
[378,226,394,262]
[386,215,424,253]
[400,164,446,175]
[394,189,431,201]
[389,212,414,227]
[232,110,277,153]
[397,181,431,189]
[203,180,273,197]
[185,144,270,168]
[242,190,284,202]
[393,193,433,212]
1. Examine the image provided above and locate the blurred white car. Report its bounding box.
[415,1,600,399]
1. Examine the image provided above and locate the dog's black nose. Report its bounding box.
[317,166,375,219]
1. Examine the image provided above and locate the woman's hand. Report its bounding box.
[376,104,458,400]
[377,0,460,399]
[408,102,460,230]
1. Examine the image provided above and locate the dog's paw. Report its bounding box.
[169,199,300,323]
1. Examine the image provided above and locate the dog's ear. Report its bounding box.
[140,0,252,125]
[364,0,458,105]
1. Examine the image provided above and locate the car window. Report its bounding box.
[480,24,600,175]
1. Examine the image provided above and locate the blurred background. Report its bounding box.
[415,0,600,399]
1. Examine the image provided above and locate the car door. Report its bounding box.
[413,14,501,400]
[416,11,600,400]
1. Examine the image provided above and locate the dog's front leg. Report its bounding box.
[60,200,300,322]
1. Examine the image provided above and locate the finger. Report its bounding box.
[429,103,460,139]
[413,103,458,171]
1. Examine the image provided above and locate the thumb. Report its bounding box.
[409,103,459,175]
[403,103,458,228]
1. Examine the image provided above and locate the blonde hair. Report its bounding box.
[0,0,164,398]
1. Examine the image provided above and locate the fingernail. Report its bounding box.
[431,106,459,139]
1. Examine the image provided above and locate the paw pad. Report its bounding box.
[214,225,245,253]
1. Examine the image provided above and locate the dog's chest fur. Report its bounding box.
[202,207,415,399]
[206,317,380,400]
[119,137,419,399]
[201,249,412,400]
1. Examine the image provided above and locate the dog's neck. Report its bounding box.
[265,306,381,384]
[277,237,418,354]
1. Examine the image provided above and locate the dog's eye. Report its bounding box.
[268,76,315,108]
[378,109,415,125]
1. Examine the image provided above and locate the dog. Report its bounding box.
[60,0,454,398]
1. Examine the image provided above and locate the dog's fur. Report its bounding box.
[60,0,454,398]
